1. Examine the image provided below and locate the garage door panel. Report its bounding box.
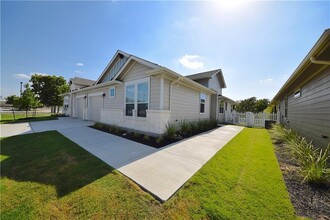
[90,96,102,122]
[76,98,84,119]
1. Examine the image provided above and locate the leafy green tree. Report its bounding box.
[236,97,270,113]
[5,95,19,105]
[254,98,270,113]
[14,84,40,118]
[30,74,69,113]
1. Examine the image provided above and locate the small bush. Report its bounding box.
[133,132,141,138]
[179,120,191,138]
[270,124,330,184]
[156,136,163,144]
[143,135,150,141]
[165,123,177,140]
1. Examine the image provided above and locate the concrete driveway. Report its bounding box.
[1,117,243,202]
[0,117,93,138]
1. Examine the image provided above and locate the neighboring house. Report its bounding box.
[270,29,330,148]
[62,50,230,135]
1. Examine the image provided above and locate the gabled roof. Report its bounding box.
[95,50,161,84]
[69,77,95,86]
[218,95,236,104]
[270,29,330,105]
[186,69,227,88]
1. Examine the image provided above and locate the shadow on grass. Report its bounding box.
[0,131,113,197]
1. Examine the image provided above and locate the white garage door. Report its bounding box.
[90,96,102,122]
[76,98,85,119]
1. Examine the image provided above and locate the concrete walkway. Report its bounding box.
[59,124,243,201]
[1,118,243,201]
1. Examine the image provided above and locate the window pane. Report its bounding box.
[200,103,205,113]
[109,88,115,97]
[138,82,148,103]
[200,93,206,103]
[126,104,134,116]
[137,103,148,117]
[126,85,135,103]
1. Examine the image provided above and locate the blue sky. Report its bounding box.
[1,1,329,100]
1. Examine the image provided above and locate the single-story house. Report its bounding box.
[270,29,330,148]
[62,50,230,135]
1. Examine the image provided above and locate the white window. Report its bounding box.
[200,93,206,114]
[125,78,149,117]
[109,87,115,98]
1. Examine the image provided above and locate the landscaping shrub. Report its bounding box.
[178,120,191,138]
[165,123,177,140]
[271,124,330,184]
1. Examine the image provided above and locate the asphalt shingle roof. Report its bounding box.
[185,69,221,80]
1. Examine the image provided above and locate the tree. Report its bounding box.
[254,98,270,113]
[5,95,19,105]
[30,74,69,113]
[236,97,270,113]
[14,84,40,118]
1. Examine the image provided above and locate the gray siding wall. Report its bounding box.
[280,67,330,147]
[209,75,222,94]
[170,83,210,123]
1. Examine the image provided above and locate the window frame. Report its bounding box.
[109,86,116,98]
[124,77,150,118]
[200,92,206,114]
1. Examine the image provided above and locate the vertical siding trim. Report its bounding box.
[160,77,164,110]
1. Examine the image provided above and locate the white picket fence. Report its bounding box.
[220,111,278,128]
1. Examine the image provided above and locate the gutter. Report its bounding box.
[65,80,123,95]
[310,57,330,65]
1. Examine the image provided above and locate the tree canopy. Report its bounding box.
[5,95,19,105]
[30,74,69,112]
[235,97,270,113]
[13,84,40,117]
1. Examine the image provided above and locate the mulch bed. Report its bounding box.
[273,142,330,220]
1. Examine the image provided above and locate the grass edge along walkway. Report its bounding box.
[0,128,296,219]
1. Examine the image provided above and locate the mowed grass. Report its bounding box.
[0,112,56,124]
[0,128,296,219]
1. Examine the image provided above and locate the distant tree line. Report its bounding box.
[5,74,69,118]
[235,97,270,113]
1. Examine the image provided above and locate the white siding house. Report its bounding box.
[62,50,229,136]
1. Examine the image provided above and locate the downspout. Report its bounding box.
[169,76,183,110]
[310,57,330,65]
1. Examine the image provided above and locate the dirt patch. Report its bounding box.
[273,143,330,219]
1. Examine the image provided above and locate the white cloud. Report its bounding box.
[179,54,204,69]
[76,63,84,66]
[12,72,49,79]
[12,73,31,79]
[259,78,273,84]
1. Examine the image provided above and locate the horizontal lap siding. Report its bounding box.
[150,77,160,110]
[122,63,152,82]
[103,85,124,109]
[163,79,170,110]
[209,75,222,94]
[282,68,330,147]
[171,84,210,123]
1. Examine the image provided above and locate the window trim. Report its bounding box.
[109,86,116,98]
[200,92,206,114]
[294,88,301,99]
[124,77,150,117]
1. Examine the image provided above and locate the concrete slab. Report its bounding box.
[30,117,93,132]
[0,122,33,137]
[59,126,157,168]
[117,125,244,201]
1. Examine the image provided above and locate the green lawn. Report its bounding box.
[0,128,296,219]
[0,112,56,124]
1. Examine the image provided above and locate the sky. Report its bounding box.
[1,0,329,101]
